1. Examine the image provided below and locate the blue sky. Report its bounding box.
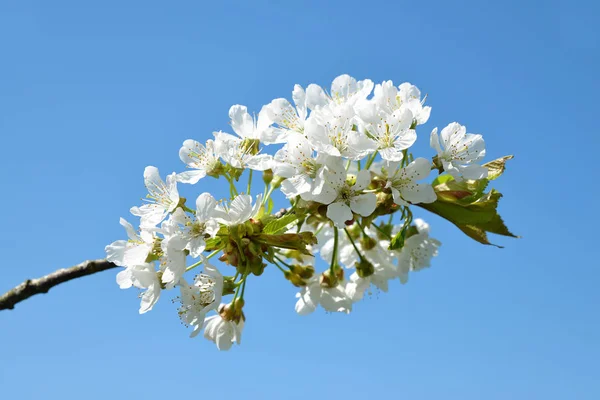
[0,1,598,399]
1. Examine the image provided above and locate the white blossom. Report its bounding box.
[203,306,244,351]
[383,158,437,206]
[160,193,220,258]
[430,122,487,180]
[295,275,352,315]
[105,218,154,267]
[176,262,223,337]
[356,107,417,161]
[267,84,308,136]
[130,166,180,228]
[312,159,377,228]
[397,219,441,275]
[214,194,262,226]
[177,139,221,184]
[306,74,373,110]
[116,263,161,314]
[229,104,285,144]
[214,131,273,171]
[272,136,328,200]
[305,103,377,160]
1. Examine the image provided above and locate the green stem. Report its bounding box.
[272,259,288,274]
[370,222,391,240]
[262,184,275,205]
[357,160,362,171]
[365,151,378,169]
[226,174,238,197]
[240,277,247,299]
[344,228,365,261]
[182,205,195,214]
[185,249,222,272]
[329,226,339,275]
[273,255,293,269]
[247,170,253,195]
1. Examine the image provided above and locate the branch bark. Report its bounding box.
[0,259,118,311]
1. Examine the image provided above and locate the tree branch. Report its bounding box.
[0,259,118,311]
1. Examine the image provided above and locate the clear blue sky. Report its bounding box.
[0,1,598,399]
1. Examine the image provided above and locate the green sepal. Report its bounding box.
[262,213,299,235]
[254,232,317,255]
[483,155,514,181]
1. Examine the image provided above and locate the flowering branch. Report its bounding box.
[4,74,518,351]
[0,259,117,311]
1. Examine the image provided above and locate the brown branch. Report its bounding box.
[0,259,118,311]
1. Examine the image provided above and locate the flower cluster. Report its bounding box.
[106,74,515,350]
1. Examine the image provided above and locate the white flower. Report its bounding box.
[160,193,220,258]
[214,194,262,226]
[295,275,352,315]
[397,82,431,125]
[105,218,154,267]
[305,103,377,160]
[356,80,431,128]
[229,104,285,144]
[345,235,398,302]
[176,262,223,338]
[130,166,180,228]
[177,139,221,184]
[214,131,273,171]
[203,306,244,351]
[397,219,441,275]
[383,158,437,206]
[357,107,417,161]
[116,263,161,314]
[160,246,187,289]
[267,84,307,136]
[317,227,358,268]
[430,122,487,180]
[306,74,373,110]
[272,136,327,199]
[312,159,377,228]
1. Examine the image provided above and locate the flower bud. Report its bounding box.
[360,235,377,250]
[355,259,375,278]
[262,169,274,185]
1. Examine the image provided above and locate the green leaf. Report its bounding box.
[389,219,410,250]
[418,188,517,247]
[431,174,455,187]
[204,237,223,251]
[255,232,316,255]
[263,213,299,235]
[483,155,514,180]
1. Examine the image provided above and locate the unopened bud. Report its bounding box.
[262,169,274,185]
[355,259,375,278]
[360,235,377,250]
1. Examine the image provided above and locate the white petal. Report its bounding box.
[458,163,489,180]
[176,170,206,184]
[305,84,329,109]
[403,158,433,181]
[349,193,377,217]
[245,154,273,171]
[139,284,160,314]
[327,202,354,228]
[195,193,217,221]
[400,183,437,204]
[229,105,255,139]
[430,128,442,154]
[354,170,372,191]
[116,268,133,289]
[379,146,404,162]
